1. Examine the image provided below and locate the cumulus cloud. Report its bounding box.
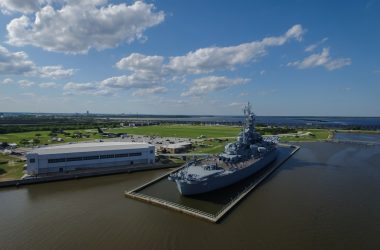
[38,82,57,88]
[0,0,45,14]
[100,73,164,89]
[0,44,75,78]
[116,53,165,72]
[63,82,114,96]
[115,25,304,76]
[18,79,34,87]
[166,24,305,74]
[0,45,35,75]
[181,76,249,97]
[59,25,303,97]
[6,1,165,54]
[132,87,167,96]
[1,78,13,84]
[38,66,75,79]
[107,25,303,95]
[288,48,351,71]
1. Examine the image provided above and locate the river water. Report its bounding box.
[333,132,380,143]
[1,141,380,249]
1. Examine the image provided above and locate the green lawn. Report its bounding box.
[0,125,332,149]
[0,129,102,146]
[0,154,25,181]
[279,129,331,142]
[108,125,241,139]
[191,139,232,154]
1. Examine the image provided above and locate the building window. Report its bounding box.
[100,154,115,159]
[150,150,153,154]
[115,153,129,158]
[66,157,83,162]
[83,155,100,161]
[29,158,35,163]
[48,158,66,163]
[129,152,142,157]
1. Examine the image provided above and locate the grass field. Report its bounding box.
[279,129,331,142]
[0,154,25,181]
[0,125,332,147]
[108,125,241,139]
[0,129,102,146]
[191,139,232,154]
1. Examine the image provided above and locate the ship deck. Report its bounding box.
[198,154,263,171]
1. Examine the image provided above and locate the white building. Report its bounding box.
[26,142,155,175]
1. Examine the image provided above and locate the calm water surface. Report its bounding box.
[334,132,380,143]
[1,142,380,249]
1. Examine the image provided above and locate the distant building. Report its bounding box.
[161,142,192,154]
[26,142,155,175]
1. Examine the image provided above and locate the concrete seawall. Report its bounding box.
[0,164,177,188]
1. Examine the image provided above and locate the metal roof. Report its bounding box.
[29,142,153,155]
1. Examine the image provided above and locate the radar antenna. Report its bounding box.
[243,102,252,116]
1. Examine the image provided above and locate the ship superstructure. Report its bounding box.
[168,103,278,195]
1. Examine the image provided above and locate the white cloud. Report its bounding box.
[63,81,114,96]
[38,82,57,88]
[6,1,165,54]
[109,25,303,95]
[100,73,163,89]
[38,66,75,79]
[288,48,351,71]
[63,82,96,91]
[167,24,305,74]
[229,102,245,107]
[133,87,167,96]
[1,78,13,84]
[116,53,164,72]
[181,76,249,97]
[305,37,328,52]
[18,80,34,87]
[60,25,303,97]
[0,44,75,78]
[0,0,45,14]
[0,45,35,75]
[325,58,352,70]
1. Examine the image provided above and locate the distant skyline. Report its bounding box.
[0,0,379,116]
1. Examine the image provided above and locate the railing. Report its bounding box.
[129,192,216,220]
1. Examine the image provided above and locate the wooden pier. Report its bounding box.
[125,144,300,223]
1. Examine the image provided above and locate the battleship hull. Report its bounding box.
[175,149,277,196]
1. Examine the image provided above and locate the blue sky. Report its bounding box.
[0,0,379,116]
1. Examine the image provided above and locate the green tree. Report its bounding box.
[19,139,29,146]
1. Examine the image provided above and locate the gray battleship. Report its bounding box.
[168,103,278,195]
